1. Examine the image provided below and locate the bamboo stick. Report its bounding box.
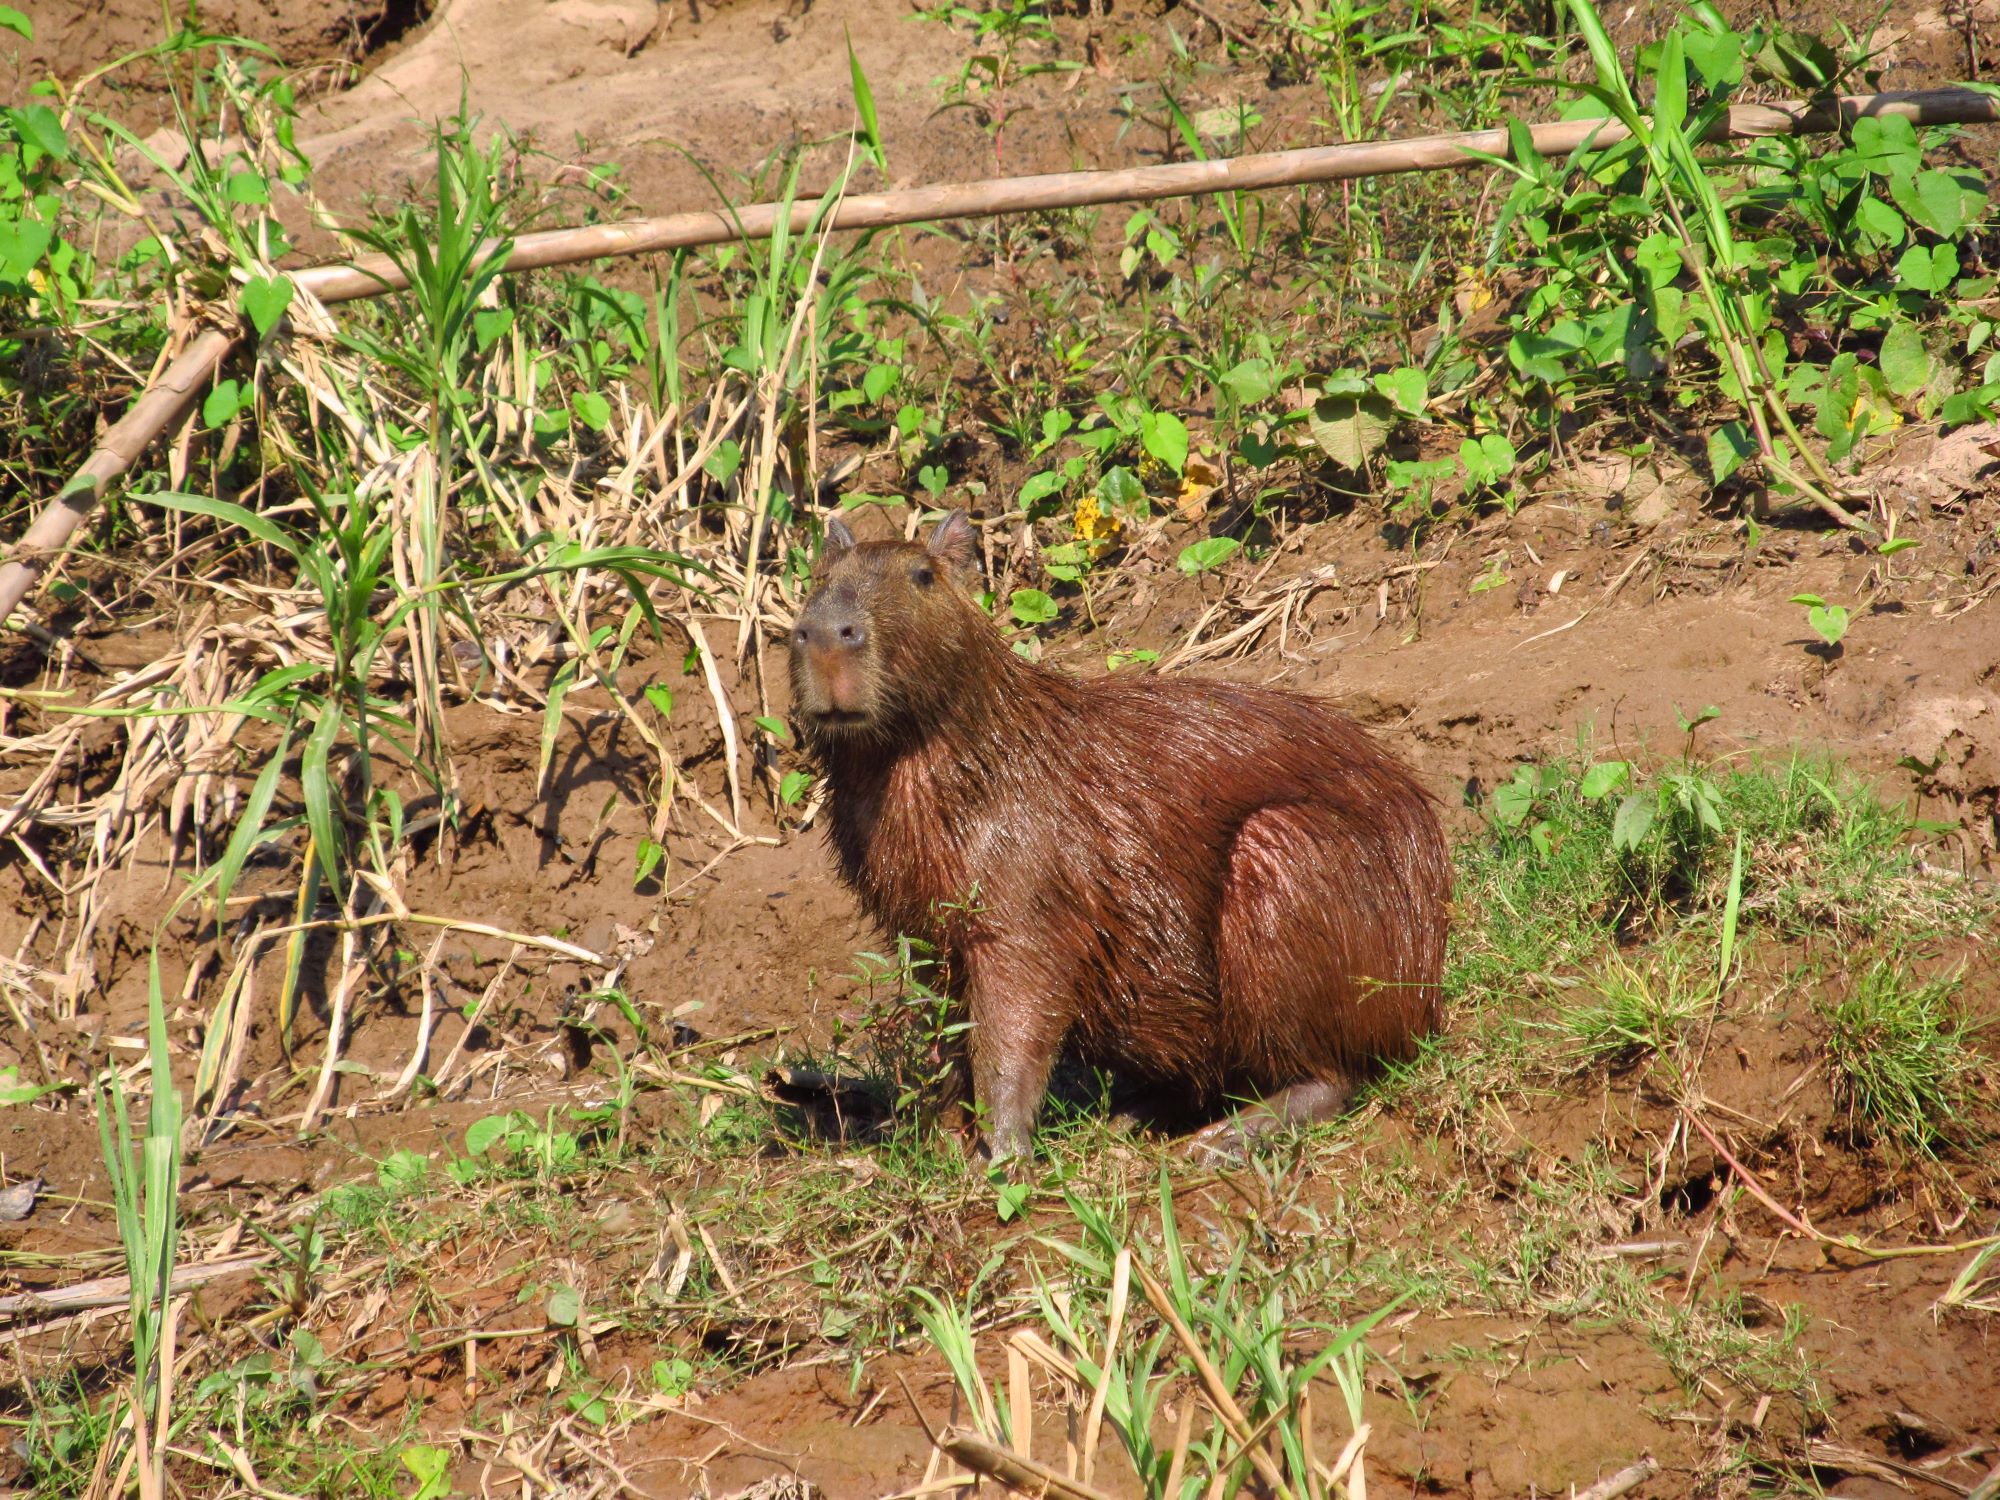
[4,86,1995,626]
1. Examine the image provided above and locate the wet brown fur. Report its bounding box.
[790,512,1451,1160]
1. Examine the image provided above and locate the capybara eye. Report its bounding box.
[912,566,935,587]
[793,627,807,644]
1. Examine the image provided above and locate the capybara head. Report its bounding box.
[789,510,990,744]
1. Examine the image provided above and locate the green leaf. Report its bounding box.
[1876,537,1918,556]
[1892,167,1968,238]
[846,28,886,172]
[1707,421,1754,483]
[1139,410,1189,474]
[300,702,345,896]
[1807,603,1849,647]
[158,491,307,563]
[645,684,674,719]
[1019,470,1065,508]
[0,8,33,40]
[240,275,294,339]
[1612,792,1656,851]
[1010,589,1058,625]
[1653,28,1688,137]
[1754,27,1837,89]
[1459,433,1517,487]
[635,836,664,887]
[1681,26,1744,88]
[1787,592,1827,607]
[652,1357,696,1397]
[400,1444,452,1500]
[1579,761,1631,800]
[538,660,580,797]
[473,306,514,351]
[0,214,53,278]
[1490,773,1534,829]
[546,1285,583,1327]
[1877,321,1932,398]
[10,103,65,159]
[571,390,612,432]
[752,713,787,740]
[1373,365,1428,416]
[1219,357,1276,405]
[779,769,812,806]
[994,1180,1032,1222]
[224,170,269,205]
[917,463,949,499]
[376,1149,427,1193]
[0,1065,56,1106]
[862,363,898,403]
[208,720,295,926]
[1676,703,1720,732]
[704,439,742,484]
[1098,466,1143,509]
[1177,536,1241,574]
[1895,243,1959,293]
[1304,392,1393,469]
[1634,231,1684,286]
[201,379,247,428]
[465,1115,514,1156]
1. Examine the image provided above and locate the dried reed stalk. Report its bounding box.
[4,87,1995,625]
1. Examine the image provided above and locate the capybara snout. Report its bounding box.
[790,509,1450,1166]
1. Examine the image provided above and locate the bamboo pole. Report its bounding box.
[4,85,1995,625]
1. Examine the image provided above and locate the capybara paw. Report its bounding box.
[1184,1120,1251,1167]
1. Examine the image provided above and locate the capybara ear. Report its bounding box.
[927,509,978,577]
[823,514,857,562]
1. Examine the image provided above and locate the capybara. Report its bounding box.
[789,509,1450,1166]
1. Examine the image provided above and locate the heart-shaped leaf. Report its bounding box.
[0,216,52,279]
[240,275,294,339]
[1305,392,1393,469]
[1807,604,1849,647]
[202,378,246,428]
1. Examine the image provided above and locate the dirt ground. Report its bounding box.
[4,0,2000,1495]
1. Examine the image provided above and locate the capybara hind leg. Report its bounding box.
[1186,1077,1356,1164]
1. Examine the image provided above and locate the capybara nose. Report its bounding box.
[799,606,867,653]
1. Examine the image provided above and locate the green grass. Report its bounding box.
[1821,958,1984,1159]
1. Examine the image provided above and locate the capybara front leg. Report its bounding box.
[1185,1077,1356,1165]
[965,961,1064,1174]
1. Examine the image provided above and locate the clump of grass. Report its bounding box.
[1821,959,1984,1159]
[1449,751,1985,1008]
[1557,942,1714,1081]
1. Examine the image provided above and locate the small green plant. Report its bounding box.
[1788,593,1851,649]
[92,955,183,1499]
[918,0,1079,168]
